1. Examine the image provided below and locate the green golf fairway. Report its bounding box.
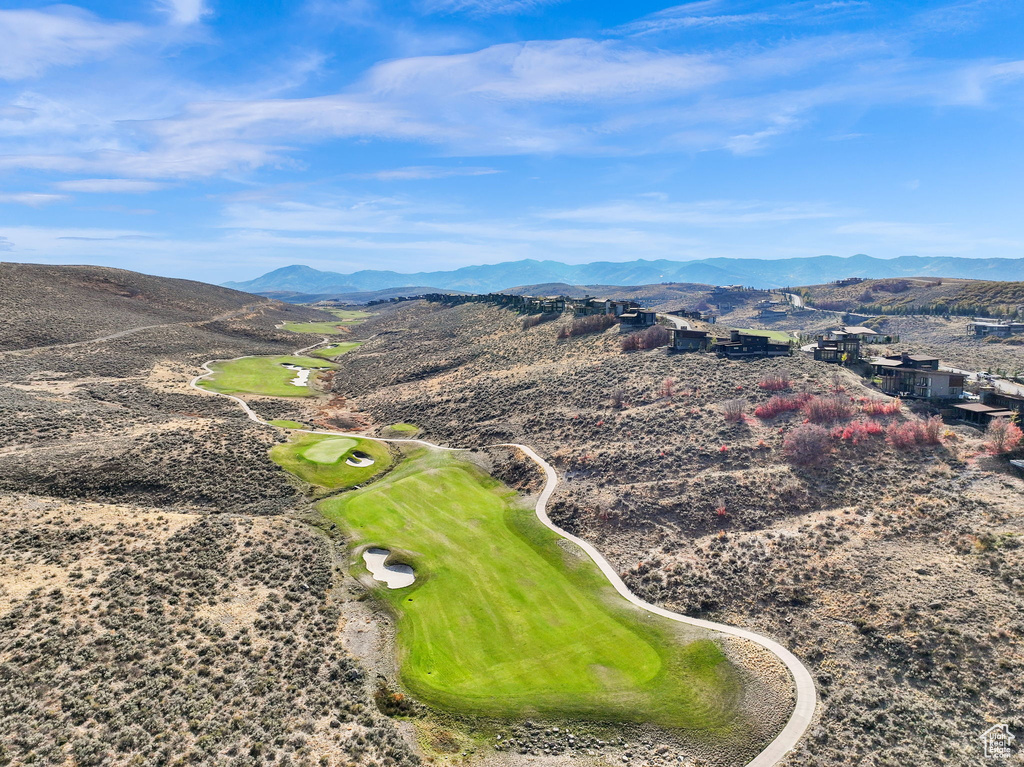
[327,309,372,321]
[320,450,741,730]
[303,437,358,463]
[198,356,336,397]
[271,433,392,489]
[731,328,795,343]
[309,341,362,359]
[269,419,306,429]
[282,321,350,334]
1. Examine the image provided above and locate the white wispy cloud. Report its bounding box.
[156,0,210,26]
[542,198,847,226]
[0,192,68,206]
[1,1,1021,184]
[419,0,562,16]
[0,6,143,81]
[351,166,501,180]
[54,178,168,193]
[615,0,872,36]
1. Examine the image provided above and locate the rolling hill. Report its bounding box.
[224,255,1024,296]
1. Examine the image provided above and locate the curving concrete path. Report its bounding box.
[189,351,816,767]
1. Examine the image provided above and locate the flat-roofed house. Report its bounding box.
[952,403,1017,425]
[967,320,1024,337]
[712,330,792,359]
[870,353,965,400]
[619,309,658,327]
[669,328,711,352]
[981,390,1024,415]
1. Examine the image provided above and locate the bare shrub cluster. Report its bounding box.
[721,398,746,423]
[522,312,561,330]
[802,394,854,424]
[621,325,671,351]
[783,424,832,466]
[557,314,616,339]
[757,371,791,391]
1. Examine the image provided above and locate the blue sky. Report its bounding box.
[1,0,1023,283]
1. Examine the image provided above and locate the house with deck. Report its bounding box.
[712,330,792,359]
[619,309,659,327]
[870,353,964,400]
[812,326,879,365]
[669,328,711,352]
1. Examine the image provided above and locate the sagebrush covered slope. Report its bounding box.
[0,262,278,350]
[318,300,1024,767]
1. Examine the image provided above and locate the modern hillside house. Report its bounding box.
[967,319,1024,337]
[712,330,791,359]
[619,310,658,327]
[812,326,879,365]
[870,353,964,400]
[669,328,712,352]
[951,403,1017,425]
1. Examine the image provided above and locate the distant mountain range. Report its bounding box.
[224,255,1024,296]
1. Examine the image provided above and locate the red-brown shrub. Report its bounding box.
[784,424,832,466]
[886,416,944,448]
[802,395,854,424]
[985,417,1023,455]
[758,371,791,391]
[861,397,902,416]
[832,419,884,444]
[754,395,803,419]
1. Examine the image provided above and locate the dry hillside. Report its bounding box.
[0,262,283,351]
[298,299,1023,767]
[0,265,422,767]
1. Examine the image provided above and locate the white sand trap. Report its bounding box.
[346,450,375,467]
[282,364,310,387]
[362,548,415,589]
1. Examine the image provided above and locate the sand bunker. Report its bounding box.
[282,364,310,387]
[346,450,375,467]
[362,548,415,589]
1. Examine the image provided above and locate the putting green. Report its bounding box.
[320,450,741,730]
[303,437,359,463]
[309,341,362,359]
[198,356,337,398]
[386,423,419,433]
[271,433,392,489]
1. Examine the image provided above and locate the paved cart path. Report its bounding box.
[189,349,816,767]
